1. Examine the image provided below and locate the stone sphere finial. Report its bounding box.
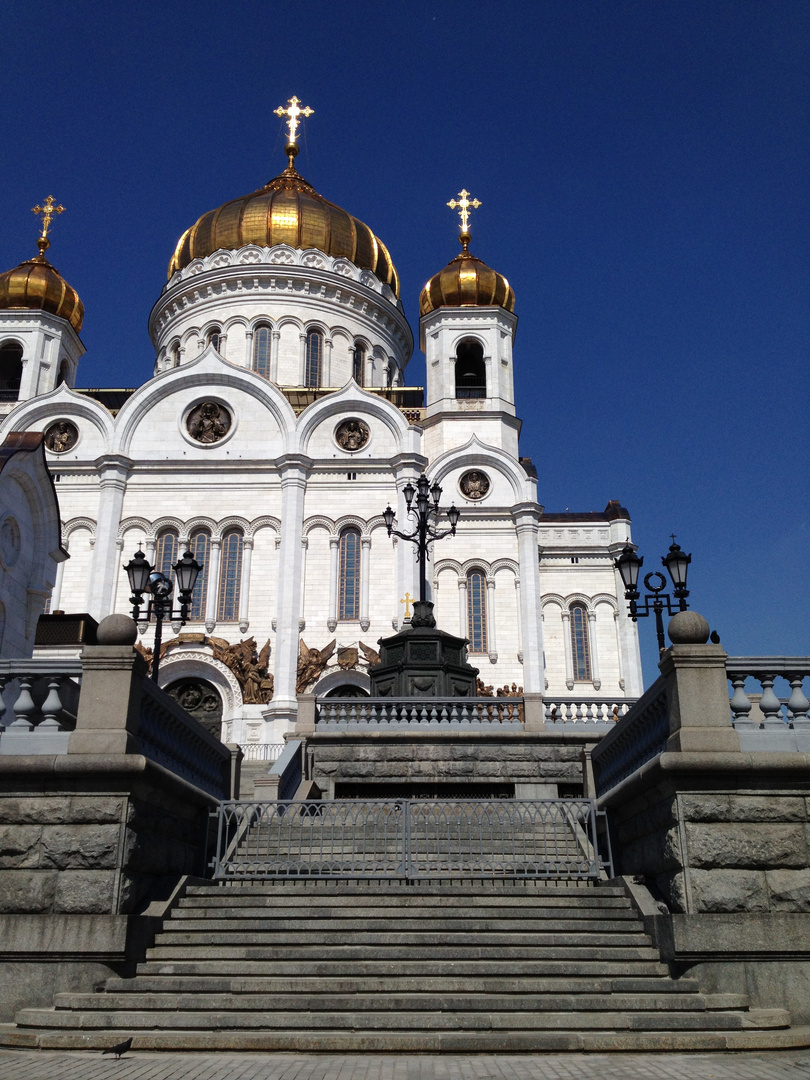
[668,610,710,645]
[96,613,138,645]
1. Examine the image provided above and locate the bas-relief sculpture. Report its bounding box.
[136,634,274,705]
[44,420,78,453]
[459,470,490,500]
[335,418,369,451]
[297,638,336,693]
[186,401,231,444]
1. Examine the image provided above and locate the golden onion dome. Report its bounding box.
[419,232,514,316]
[0,238,84,332]
[168,154,400,297]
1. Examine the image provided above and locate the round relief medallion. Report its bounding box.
[44,419,79,454]
[335,418,370,452]
[0,516,21,568]
[459,470,491,501]
[186,401,232,444]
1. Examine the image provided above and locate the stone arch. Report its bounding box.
[313,669,371,697]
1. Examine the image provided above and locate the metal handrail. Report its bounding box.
[211,797,610,881]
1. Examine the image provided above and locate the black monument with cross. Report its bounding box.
[374,474,479,697]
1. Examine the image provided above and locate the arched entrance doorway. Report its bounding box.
[165,677,223,739]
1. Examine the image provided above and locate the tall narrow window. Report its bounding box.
[570,603,592,681]
[206,327,222,352]
[155,530,179,579]
[338,528,361,621]
[0,342,23,400]
[188,529,210,621]
[217,530,243,621]
[253,324,272,379]
[466,570,488,653]
[305,328,323,387]
[352,343,365,386]
[455,339,486,399]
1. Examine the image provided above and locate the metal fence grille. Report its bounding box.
[212,798,609,881]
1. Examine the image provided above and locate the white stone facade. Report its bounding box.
[0,230,643,741]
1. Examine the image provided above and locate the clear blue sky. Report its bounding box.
[2,1,807,684]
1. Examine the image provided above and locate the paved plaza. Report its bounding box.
[1,1051,810,1080]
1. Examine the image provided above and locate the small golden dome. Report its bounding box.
[0,238,84,332]
[420,237,515,317]
[168,157,400,297]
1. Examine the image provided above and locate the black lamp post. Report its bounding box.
[383,474,460,604]
[615,540,691,652]
[124,549,202,682]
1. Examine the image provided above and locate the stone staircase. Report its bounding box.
[1,878,800,1052]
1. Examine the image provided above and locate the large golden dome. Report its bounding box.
[168,159,400,297]
[0,238,84,332]
[420,243,514,316]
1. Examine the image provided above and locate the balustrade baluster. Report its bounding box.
[787,677,810,728]
[729,676,755,727]
[758,674,785,728]
[7,675,37,730]
[39,676,66,731]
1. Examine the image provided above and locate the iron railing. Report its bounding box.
[211,797,610,881]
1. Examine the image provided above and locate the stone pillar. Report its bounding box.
[299,537,308,625]
[513,503,545,693]
[270,330,281,382]
[244,329,254,371]
[360,535,371,632]
[238,536,253,633]
[50,538,68,611]
[86,456,131,621]
[588,611,601,691]
[561,610,574,690]
[486,579,497,662]
[327,536,339,631]
[324,337,333,385]
[458,577,468,640]
[204,538,221,633]
[266,457,309,724]
[514,576,523,663]
[612,609,625,690]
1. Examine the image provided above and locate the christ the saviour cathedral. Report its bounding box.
[0,101,643,746]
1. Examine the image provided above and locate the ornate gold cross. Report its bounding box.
[274,96,314,147]
[447,188,481,235]
[31,195,65,240]
[400,592,414,619]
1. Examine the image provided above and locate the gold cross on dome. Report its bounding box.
[400,592,414,619]
[31,195,65,240]
[447,188,481,235]
[274,96,314,146]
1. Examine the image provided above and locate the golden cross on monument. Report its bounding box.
[447,188,481,248]
[31,195,65,243]
[400,592,414,619]
[274,96,313,167]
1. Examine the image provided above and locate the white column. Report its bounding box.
[50,538,68,611]
[238,536,253,633]
[244,330,254,371]
[111,537,124,612]
[458,577,468,640]
[588,611,601,691]
[514,577,523,663]
[144,536,156,565]
[85,456,131,620]
[513,504,546,693]
[611,554,644,696]
[267,459,309,723]
[324,338,333,385]
[327,536,340,631]
[218,333,228,359]
[270,330,281,382]
[360,535,371,632]
[613,610,626,690]
[299,333,307,383]
[486,579,497,662]
[204,538,221,632]
[561,610,574,690]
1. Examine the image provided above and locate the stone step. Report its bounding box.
[52,991,712,1013]
[135,958,671,977]
[180,892,629,908]
[105,974,700,995]
[146,943,662,961]
[173,903,638,919]
[11,1008,754,1033]
[183,883,615,898]
[152,930,652,948]
[167,916,641,932]
[6,1026,810,1053]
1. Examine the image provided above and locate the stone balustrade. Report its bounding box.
[315,696,525,727]
[239,742,285,762]
[727,657,810,728]
[0,659,82,755]
[590,681,670,796]
[544,697,635,724]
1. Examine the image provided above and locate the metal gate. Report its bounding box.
[211,798,611,881]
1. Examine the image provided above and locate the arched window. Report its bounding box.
[305,328,323,387]
[455,339,486,399]
[154,530,179,579]
[217,529,243,621]
[466,570,488,653]
[169,341,181,368]
[0,342,23,400]
[569,603,592,681]
[206,327,222,352]
[188,529,210,621]
[352,343,365,387]
[253,324,272,379]
[338,528,361,621]
[56,359,70,387]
